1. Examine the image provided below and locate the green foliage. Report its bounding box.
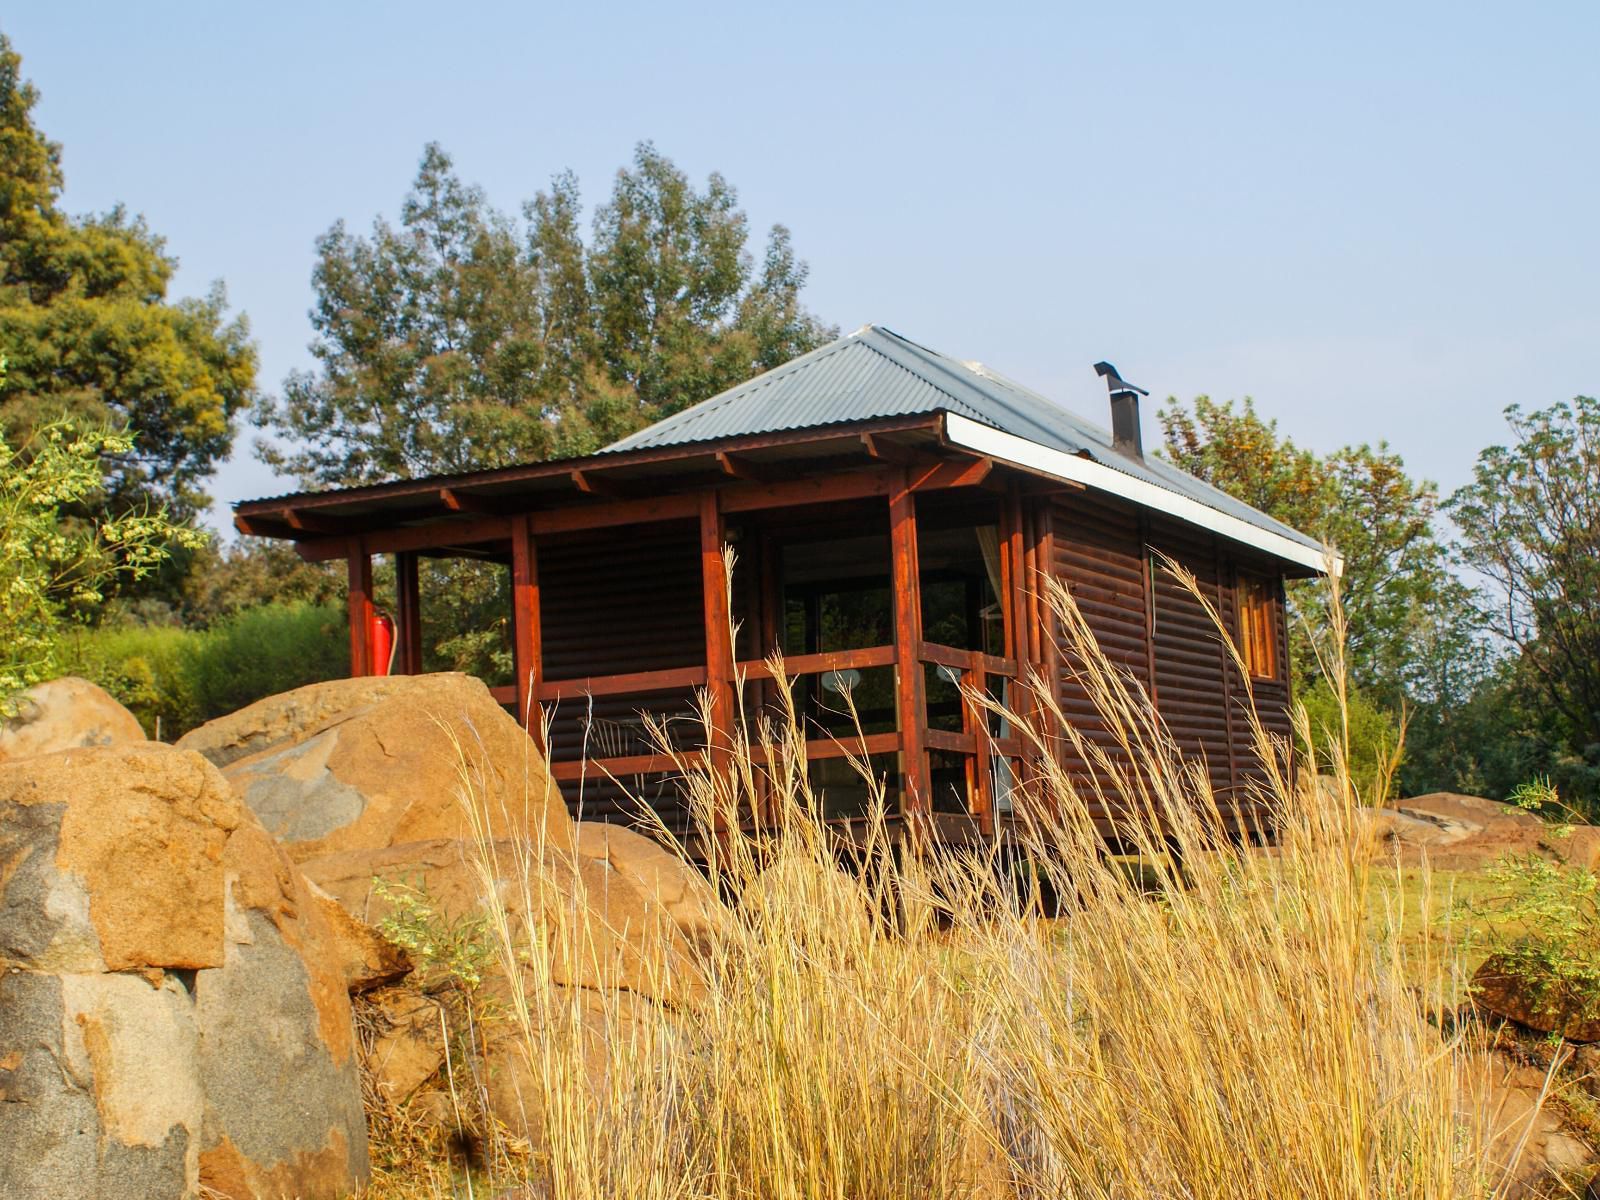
[1296,676,1401,804]
[1459,853,1600,1014]
[0,413,204,712]
[1506,775,1560,814]
[417,560,513,685]
[178,537,342,627]
[61,601,346,737]
[0,34,256,520]
[257,141,834,489]
[1158,396,1460,701]
[1448,397,1600,752]
[1402,657,1600,821]
[373,879,494,992]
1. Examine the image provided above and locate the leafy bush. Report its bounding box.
[0,413,204,713]
[1297,676,1402,803]
[1460,853,1600,1016]
[62,600,346,738]
[188,601,347,721]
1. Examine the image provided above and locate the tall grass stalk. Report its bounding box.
[430,565,1511,1200]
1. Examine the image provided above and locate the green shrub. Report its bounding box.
[188,601,347,722]
[1297,676,1402,803]
[61,601,346,739]
[1459,852,1600,1020]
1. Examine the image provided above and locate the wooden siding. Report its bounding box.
[538,520,705,827]
[1044,493,1150,827]
[1044,496,1294,839]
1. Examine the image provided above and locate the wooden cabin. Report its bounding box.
[235,325,1328,843]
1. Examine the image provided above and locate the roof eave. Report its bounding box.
[941,413,1337,576]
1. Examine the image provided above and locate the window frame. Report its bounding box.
[1236,571,1279,681]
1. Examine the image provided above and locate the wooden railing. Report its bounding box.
[527,640,1022,831]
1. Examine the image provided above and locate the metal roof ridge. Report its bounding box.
[602,323,994,453]
[854,326,1017,426]
[601,330,869,451]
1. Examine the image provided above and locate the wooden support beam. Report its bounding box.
[234,513,293,539]
[737,644,898,681]
[293,461,996,562]
[531,493,701,536]
[889,474,930,816]
[715,450,768,481]
[700,492,735,767]
[281,507,353,535]
[538,664,708,702]
[296,516,513,561]
[719,467,898,514]
[346,537,374,677]
[860,431,936,467]
[968,650,995,836]
[909,456,994,492]
[570,468,633,498]
[395,551,423,675]
[440,487,501,514]
[510,514,542,737]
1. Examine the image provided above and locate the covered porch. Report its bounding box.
[242,434,1058,839]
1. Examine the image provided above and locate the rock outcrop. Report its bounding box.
[1473,955,1600,1044]
[1364,792,1600,871]
[0,743,376,1199]
[303,836,706,1009]
[573,821,724,955]
[313,828,724,1143]
[0,676,145,763]
[179,673,572,861]
[1462,1047,1599,1197]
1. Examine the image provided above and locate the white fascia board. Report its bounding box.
[943,413,1338,576]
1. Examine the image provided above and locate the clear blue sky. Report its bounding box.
[9,1,1597,533]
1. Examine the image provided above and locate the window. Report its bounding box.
[1237,574,1277,679]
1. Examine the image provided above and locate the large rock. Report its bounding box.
[177,675,426,769]
[182,673,571,861]
[1365,792,1600,870]
[335,834,704,1149]
[0,676,145,763]
[573,821,725,954]
[302,837,704,1009]
[1461,1047,1599,1197]
[1473,954,1600,1044]
[0,743,376,1199]
[0,970,204,1200]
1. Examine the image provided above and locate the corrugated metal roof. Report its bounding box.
[604,325,1321,553]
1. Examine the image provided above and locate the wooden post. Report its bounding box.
[968,649,994,835]
[889,475,929,815]
[395,551,423,675]
[1003,486,1029,671]
[346,537,374,677]
[510,514,543,738]
[699,492,734,761]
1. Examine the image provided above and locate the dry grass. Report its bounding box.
[364,568,1528,1200]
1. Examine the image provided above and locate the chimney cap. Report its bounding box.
[1093,361,1149,397]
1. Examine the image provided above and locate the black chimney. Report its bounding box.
[1093,361,1149,459]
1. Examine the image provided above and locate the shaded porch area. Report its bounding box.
[332,463,1046,839]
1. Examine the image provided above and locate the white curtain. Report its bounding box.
[974,525,1004,611]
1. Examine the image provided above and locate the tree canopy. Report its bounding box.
[1158,395,1459,697]
[1449,397,1600,751]
[257,142,835,489]
[0,403,205,710]
[0,33,256,521]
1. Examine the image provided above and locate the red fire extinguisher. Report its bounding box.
[370,610,396,676]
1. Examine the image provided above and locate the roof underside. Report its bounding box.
[236,324,1326,571]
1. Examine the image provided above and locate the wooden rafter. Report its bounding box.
[440,487,500,514]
